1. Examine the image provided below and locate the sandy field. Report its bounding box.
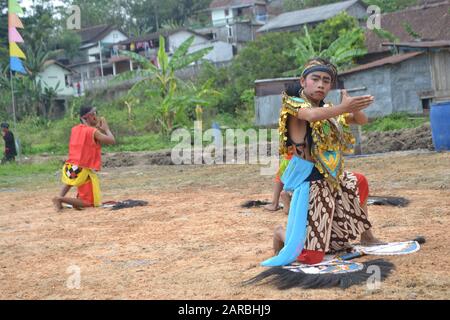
[0,150,449,300]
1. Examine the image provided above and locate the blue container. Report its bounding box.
[430,101,450,151]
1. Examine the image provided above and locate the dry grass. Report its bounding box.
[0,151,449,299]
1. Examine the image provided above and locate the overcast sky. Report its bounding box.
[21,0,67,8]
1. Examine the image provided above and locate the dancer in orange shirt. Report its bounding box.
[52,106,116,211]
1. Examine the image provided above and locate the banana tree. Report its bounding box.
[42,80,63,118]
[284,25,367,76]
[115,35,213,136]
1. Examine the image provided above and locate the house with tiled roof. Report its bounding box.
[362,0,450,63]
[257,0,368,33]
[66,25,129,94]
[338,40,450,118]
[115,29,234,69]
[255,39,450,126]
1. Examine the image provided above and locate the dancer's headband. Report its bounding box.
[80,107,97,119]
[301,60,337,81]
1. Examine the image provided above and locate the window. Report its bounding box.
[225,9,229,16]
[228,26,233,37]
[422,98,431,114]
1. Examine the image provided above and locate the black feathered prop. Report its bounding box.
[109,199,149,210]
[243,259,394,290]
[243,236,425,290]
[241,196,410,209]
[367,196,410,207]
[240,200,270,208]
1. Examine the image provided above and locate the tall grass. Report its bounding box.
[0,159,61,188]
[362,113,428,132]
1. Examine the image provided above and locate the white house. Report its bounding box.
[210,0,268,26]
[116,29,234,67]
[37,60,76,97]
[36,60,78,118]
[69,25,129,92]
[168,30,234,63]
[202,0,268,49]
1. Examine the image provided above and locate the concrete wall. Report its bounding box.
[255,94,282,127]
[169,31,209,53]
[168,31,233,63]
[195,41,234,63]
[340,54,433,118]
[234,22,255,42]
[390,53,433,114]
[340,66,393,118]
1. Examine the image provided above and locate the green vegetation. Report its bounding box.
[6,93,255,156]
[0,0,428,159]
[0,159,61,188]
[362,113,428,132]
[0,159,60,178]
[116,35,216,137]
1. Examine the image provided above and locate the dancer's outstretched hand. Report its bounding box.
[340,90,374,113]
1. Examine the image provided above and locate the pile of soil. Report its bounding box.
[103,150,173,168]
[102,145,277,168]
[27,124,435,168]
[361,123,434,154]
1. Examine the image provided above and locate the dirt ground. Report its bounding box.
[362,123,433,154]
[0,150,449,300]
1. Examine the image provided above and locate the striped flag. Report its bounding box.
[8,0,26,74]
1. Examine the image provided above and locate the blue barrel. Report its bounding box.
[430,101,450,151]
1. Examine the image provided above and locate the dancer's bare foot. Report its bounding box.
[280,191,291,215]
[360,230,386,246]
[52,197,63,212]
[263,203,281,211]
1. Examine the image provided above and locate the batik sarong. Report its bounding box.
[304,171,371,254]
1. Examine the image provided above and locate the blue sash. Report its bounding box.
[261,156,314,267]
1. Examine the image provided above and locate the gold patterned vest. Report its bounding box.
[278,91,356,189]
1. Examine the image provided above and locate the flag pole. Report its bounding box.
[9,69,17,130]
[8,0,26,162]
[9,69,21,161]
